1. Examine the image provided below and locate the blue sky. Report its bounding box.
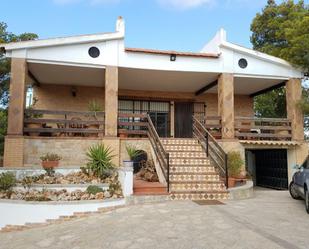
[1,0,305,52]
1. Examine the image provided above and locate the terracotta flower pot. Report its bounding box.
[118,129,128,138]
[88,124,100,137]
[27,123,42,136]
[41,160,59,169]
[228,177,236,188]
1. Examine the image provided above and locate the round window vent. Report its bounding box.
[88,47,100,58]
[238,58,248,69]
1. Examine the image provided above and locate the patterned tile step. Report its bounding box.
[170,182,226,192]
[170,158,210,166]
[169,174,220,182]
[164,146,203,152]
[170,191,229,201]
[170,166,216,173]
[169,152,207,158]
[161,139,199,146]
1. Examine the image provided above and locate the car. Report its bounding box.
[289,157,309,214]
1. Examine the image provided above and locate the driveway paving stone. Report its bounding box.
[0,189,308,249]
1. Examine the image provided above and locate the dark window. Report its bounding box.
[88,47,100,58]
[238,58,248,69]
[118,99,170,137]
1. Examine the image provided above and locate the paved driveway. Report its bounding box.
[0,189,308,249]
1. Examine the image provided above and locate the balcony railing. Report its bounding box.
[24,110,105,137]
[235,117,292,141]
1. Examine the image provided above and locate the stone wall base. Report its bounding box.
[3,136,24,167]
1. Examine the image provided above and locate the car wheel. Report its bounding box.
[289,182,301,200]
[305,189,309,214]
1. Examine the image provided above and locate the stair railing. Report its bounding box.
[192,116,229,188]
[147,114,170,192]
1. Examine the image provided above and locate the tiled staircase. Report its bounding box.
[161,138,229,201]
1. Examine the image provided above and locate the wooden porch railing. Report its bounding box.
[235,117,292,141]
[204,116,222,139]
[24,109,105,137]
[117,113,148,136]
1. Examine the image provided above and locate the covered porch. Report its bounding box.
[7,59,303,141]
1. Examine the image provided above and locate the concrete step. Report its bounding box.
[133,179,168,196]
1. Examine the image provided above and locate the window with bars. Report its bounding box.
[118,99,170,137]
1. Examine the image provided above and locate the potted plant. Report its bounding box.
[24,97,43,136]
[227,151,243,188]
[124,144,142,170]
[87,100,103,137]
[40,153,61,176]
[118,127,128,138]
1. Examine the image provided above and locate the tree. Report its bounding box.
[254,88,287,118]
[0,22,38,107]
[251,0,309,119]
[251,0,309,72]
[0,22,38,157]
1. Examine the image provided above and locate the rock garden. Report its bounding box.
[0,143,123,202]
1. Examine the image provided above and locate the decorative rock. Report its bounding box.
[104,191,111,198]
[95,192,104,199]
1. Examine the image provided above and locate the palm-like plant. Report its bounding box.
[126,145,143,161]
[86,144,115,179]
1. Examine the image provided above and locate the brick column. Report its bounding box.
[286,78,304,141]
[105,66,118,137]
[7,58,27,135]
[218,73,235,139]
[4,58,27,167]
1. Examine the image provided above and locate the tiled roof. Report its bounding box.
[239,140,301,147]
[125,47,220,58]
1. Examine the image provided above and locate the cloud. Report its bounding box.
[157,0,215,10]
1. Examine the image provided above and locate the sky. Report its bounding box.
[0,0,307,52]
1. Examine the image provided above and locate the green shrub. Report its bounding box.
[0,172,16,191]
[86,143,115,179]
[40,153,61,161]
[86,185,104,195]
[227,151,243,177]
[21,176,34,191]
[126,144,142,161]
[109,181,122,196]
[88,100,103,112]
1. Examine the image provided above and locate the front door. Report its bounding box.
[174,102,193,138]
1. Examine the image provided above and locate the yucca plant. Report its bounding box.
[126,145,143,161]
[86,144,115,179]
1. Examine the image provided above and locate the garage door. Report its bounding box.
[254,149,288,190]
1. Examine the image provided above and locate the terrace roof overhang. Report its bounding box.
[0,18,304,95]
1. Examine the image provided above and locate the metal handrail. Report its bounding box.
[193,116,228,188]
[146,114,170,192]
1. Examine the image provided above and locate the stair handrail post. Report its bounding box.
[167,152,170,193]
[192,115,229,189]
[225,153,229,189]
[205,132,209,157]
[146,113,170,192]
